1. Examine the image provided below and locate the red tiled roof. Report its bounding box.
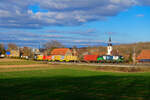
[51,48,70,55]
[137,50,150,60]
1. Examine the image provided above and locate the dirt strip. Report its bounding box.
[0,64,50,68]
[0,58,25,62]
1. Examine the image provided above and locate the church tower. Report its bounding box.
[107,37,113,55]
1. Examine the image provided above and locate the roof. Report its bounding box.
[51,48,70,55]
[84,55,99,61]
[137,50,150,60]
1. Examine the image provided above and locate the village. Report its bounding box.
[1,0,150,99]
[0,37,150,64]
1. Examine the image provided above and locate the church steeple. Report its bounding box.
[107,37,113,55]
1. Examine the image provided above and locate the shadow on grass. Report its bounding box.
[0,75,150,100]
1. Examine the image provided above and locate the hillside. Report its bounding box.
[113,42,150,58]
[78,42,150,59]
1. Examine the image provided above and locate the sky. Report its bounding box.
[0,0,150,48]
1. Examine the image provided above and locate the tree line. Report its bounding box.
[0,40,65,56]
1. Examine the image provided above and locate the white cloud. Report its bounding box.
[136,14,145,17]
[0,10,10,17]
[0,0,149,28]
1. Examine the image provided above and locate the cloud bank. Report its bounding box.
[0,30,106,48]
[0,0,149,28]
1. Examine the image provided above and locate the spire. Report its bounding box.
[108,37,112,46]
[109,37,111,42]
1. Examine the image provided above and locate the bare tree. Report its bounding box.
[44,40,64,53]
[8,43,18,50]
[0,44,4,50]
[72,45,78,56]
[23,47,33,57]
[0,43,5,54]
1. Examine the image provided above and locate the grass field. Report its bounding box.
[0,59,150,100]
[0,58,46,65]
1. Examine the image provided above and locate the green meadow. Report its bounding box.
[1,65,150,100]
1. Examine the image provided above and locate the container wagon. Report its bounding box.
[84,55,99,63]
[97,55,124,63]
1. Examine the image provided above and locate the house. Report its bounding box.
[51,48,72,56]
[137,50,150,62]
[10,50,20,57]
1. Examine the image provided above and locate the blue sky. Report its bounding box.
[0,0,150,48]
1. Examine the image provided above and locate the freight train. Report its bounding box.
[84,55,124,63]
[36,55,78,62]
[36,55,124,63]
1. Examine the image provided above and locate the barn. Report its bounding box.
[137,50,150,62]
